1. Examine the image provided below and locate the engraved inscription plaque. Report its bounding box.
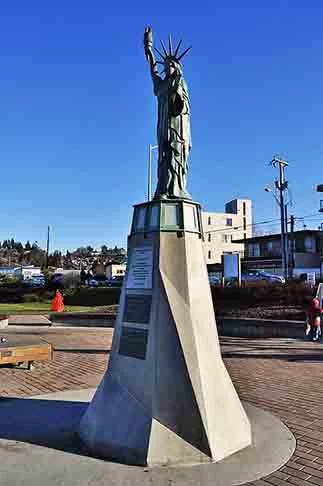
[123,295,152,323]
[118,327,148,360]
[127,247,153,289]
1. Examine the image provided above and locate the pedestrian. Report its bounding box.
[80,268,87,285]
[87,269,93,285]
[306,298,322,341]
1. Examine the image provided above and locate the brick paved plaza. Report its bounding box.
[1,327,323,486]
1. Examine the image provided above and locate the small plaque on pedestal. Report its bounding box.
[127,247,153,289]
[118,326,148,360]
[123,295,152,323]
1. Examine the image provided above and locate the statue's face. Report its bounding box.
[165,61,176,77]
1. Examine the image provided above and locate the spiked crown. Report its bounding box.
[154,34,192,67]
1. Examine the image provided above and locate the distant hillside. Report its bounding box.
[0,239,126,270]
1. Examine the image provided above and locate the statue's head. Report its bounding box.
[165,58,183,78]
[155,35,191,78]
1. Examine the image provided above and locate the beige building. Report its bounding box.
[202,199,252,264]
[105,262,127,279]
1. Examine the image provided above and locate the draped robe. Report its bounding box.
[152,71,191,199]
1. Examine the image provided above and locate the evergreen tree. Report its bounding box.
[48,250,62,268]
[101,245,108,254]
[15,242,24,254]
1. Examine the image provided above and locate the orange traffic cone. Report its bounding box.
[51,290,65,312]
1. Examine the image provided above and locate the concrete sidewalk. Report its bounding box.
[0,328,321,485]
[9,314,52,326]
[0,389,294,486]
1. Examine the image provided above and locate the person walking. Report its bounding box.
[80,268,87,285]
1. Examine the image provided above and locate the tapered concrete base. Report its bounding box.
[79,201,251,466]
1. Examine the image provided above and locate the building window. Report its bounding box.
[243,202,246,216]
[304,236,314,252]
[208,250,211,259]
[244,233,247,239]
[267,241,273,252]
[208,233,211,242]
[247,243,260,257]
[243,217,246,231]
[222,234,229,243]
[208,216,211,225]
[226,218,232,227]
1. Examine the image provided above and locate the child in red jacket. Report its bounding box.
[306,298,322,341]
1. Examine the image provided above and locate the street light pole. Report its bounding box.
[46,225,50,268]
[148,144,158,201]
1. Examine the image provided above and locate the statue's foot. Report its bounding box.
[181,190,192,200]
[154,193,168,200]
[167,190,192,200]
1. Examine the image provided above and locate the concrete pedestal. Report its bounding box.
[78,200,251,466]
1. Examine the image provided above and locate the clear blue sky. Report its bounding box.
[1,1,323,252]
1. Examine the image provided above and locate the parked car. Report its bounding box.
[261,271,285,284]
[208,275,221,285]
[26,274,46,287]
[241,271,285,284]
[106,276,124,287]
[52,273,64,284]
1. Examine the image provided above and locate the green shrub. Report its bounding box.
[64,287,121,307]
[211,281,315,312]
[22,293,43,303]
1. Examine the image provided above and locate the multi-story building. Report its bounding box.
[233,229,323,278]
[202,199,252,264]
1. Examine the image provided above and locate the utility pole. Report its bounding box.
[271,156,289,280]
[289,215,295,278]
[316,184,323,213]
[284,203,289,276]
[315,186,323,279]
[46,225,50,268]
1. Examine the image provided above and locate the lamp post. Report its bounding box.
[148,144,158,201]
[46,225,51,269]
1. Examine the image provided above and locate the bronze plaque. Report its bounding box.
[118,327,148,360]
[123,295,152,324]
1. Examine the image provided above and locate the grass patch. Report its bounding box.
[0,302,112,315]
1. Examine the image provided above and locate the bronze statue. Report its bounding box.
[144,27,192,200]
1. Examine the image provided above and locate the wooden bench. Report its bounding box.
[0,336,53,370]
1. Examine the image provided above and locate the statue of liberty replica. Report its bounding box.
[78,27,251,467]
[144,27,192,200]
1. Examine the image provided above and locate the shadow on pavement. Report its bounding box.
[221,336,323,362]
[0,397,89,455]
[222,351,323,362]
[53,348,110,354]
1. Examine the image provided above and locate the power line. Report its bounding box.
[297,217,322,222]
[205,212,322,236]
[295,212,321,220]
[204,217,281,235]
